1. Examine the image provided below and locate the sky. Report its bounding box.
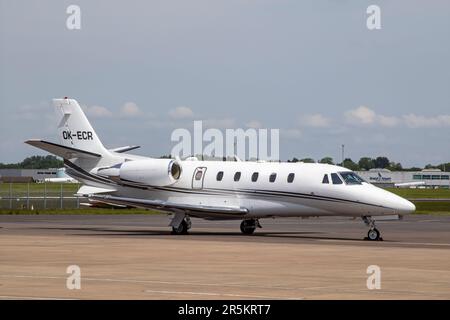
[1,0,449,167]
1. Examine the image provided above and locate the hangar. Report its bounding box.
[0,168,59,182]
[356,168,450,188]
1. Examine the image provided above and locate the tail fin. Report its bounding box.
[54,98,109,157]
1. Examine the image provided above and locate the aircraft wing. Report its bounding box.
[89,194,249,216]
[25,139,101,159]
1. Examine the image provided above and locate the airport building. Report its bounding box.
[356,168,450,188]
[0,168,59,182]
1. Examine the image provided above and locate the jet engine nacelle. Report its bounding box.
[97,159,182,186]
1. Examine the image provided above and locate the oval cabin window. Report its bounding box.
[287,173,295,183]
[269,173,277,183]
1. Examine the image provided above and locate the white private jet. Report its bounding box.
[394,181,426,188]
[26,98,416,241]
[44,168,78,183]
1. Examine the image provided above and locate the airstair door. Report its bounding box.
[192,167,207,189]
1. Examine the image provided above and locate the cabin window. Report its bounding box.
[234,172,241,182]
[216,171,224,181]
[331,173,343,185]
[251,172,259,182]
[269,173,277,183]
[287,173,295,183]
[322,174,329,184]
[195,170,203,181]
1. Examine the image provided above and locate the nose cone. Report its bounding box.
[394,196,416,214]
[372,187,416,215]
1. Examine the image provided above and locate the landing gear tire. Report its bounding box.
[240,220,256,235]
[367,228,381,241]
[362,216,383,241]
[172,220,189,235]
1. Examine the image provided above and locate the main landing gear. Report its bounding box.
[171,216,192,235]
[240,219,261,235]
[362,216,382,241]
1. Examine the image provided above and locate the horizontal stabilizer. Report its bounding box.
[25,139,101,159]
[109,145,141,153]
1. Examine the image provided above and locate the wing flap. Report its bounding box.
[89,195,248,215]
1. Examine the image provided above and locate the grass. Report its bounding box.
[412,202,450,215]
[386,187,450,199]
[385,188,450,215]
[0,208,165,215]
[0,182,79,200]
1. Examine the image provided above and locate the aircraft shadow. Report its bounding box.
[35,226,375,242]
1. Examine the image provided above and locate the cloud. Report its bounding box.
[120,102,141,117]
[403,114,450,128]
[299,114,331,127]
[345,106,450,128]
[377,115,400,127]
[345,106,401,127]
[168,106,194,119]
[83,105,113,118]
[345,106,376,124]
[83,102,147,119]
[245,120,263,129]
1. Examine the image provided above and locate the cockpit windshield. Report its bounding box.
[338,171,366,185]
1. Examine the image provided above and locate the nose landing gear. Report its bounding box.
[362,216,383,241]
[367,228,381,241]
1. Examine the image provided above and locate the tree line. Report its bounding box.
[287,156,450,172]
[1,155,449,172]
[0,155,64,169]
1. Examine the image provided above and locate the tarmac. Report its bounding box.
[0,214,449,299]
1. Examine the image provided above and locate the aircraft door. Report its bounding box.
[192,167,207,189]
